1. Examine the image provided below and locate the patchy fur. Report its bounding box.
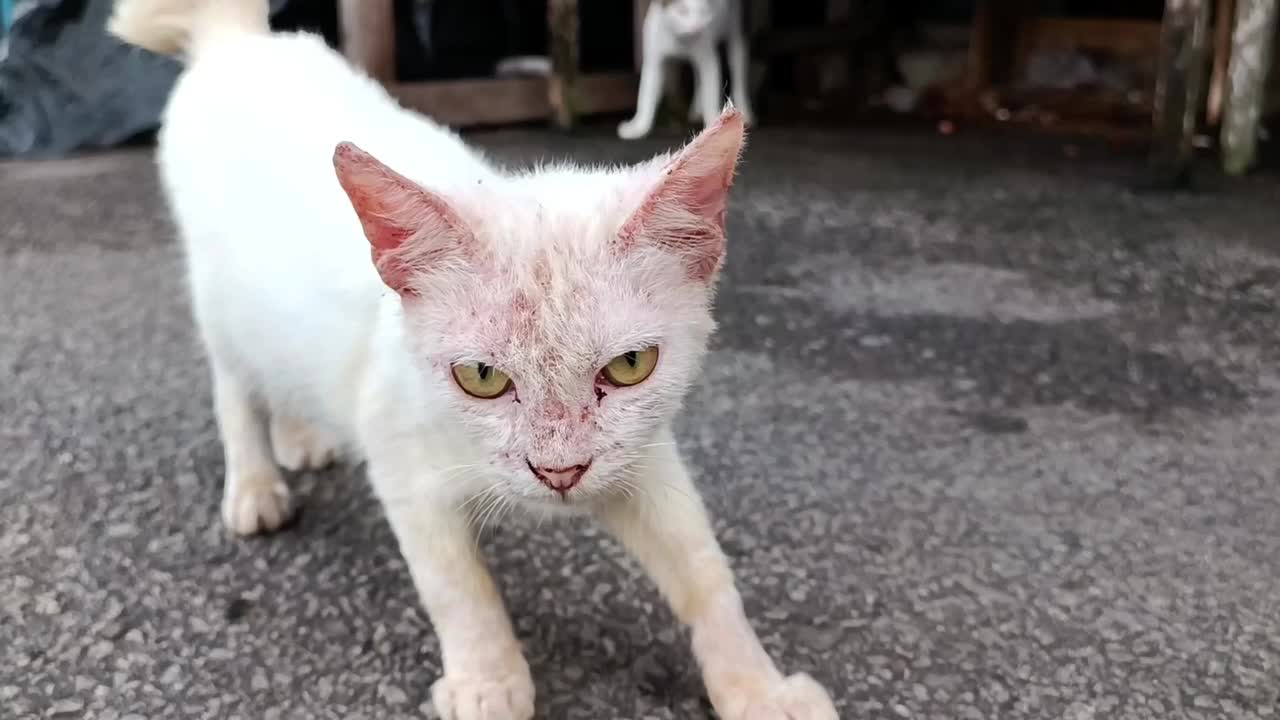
[109,1,836,718]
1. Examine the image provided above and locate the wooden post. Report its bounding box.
[967,0,1019,90]
[339,0,396,84]
[1150,0,1212,185]
[548,0,580,130]
[1221,0,1279,174]
[1208,0,1237,125]
[822,0,851,95]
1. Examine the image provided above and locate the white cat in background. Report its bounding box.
[108,1,834,719]
[619,0,756,140]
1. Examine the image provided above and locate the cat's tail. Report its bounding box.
[108,0,269,60]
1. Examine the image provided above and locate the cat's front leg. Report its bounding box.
[595,440,838,719]
[619,51,668,140]
[726,9,756,126]
[691,47,725,129]
[211,363,292,535]
[375,478,535,720]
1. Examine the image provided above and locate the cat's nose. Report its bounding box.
[528,461,591,494]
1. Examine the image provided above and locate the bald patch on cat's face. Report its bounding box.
[389,109,743,504]
[402,242,710,502]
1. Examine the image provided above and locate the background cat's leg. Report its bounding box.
[379,491,535,720]
[692,46,725,129]
[268,413,339,472]
[596,441,838,720]
[211,364,291,535]
[619,51,669,139]
[726,11,756,125]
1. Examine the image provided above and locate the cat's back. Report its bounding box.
[157,30,490,276]
[152,28,494,425]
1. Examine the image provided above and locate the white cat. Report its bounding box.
[108,1,834,719]
[619,0,756,140]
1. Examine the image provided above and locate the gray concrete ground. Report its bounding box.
[2,127,1280,720]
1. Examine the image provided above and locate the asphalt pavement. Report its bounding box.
[2,127,1279,719]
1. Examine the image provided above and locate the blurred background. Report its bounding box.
[3,2,1280,719]
[0,0,1276,178]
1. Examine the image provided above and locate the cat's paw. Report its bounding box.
[617,118,651,140]
[431,671,535,720]
[720,673,838,720]
[221,467,292,535]
[269,415,338,472]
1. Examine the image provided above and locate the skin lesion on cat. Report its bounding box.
[620,0,757,141]
[107,0,836,718]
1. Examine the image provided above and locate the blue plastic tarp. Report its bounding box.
[0,0,288,158]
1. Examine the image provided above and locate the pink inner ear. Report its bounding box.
[620,109,746,282]
[332,142,470,295]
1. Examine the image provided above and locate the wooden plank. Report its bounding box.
[1150,0,1212,185]
[1013,18,1163,63]
[393,74,638,129]
[396,78,549,127]
[1010,16,1162,95]
[1221,0,1279,173]
[339,0,396,84]
[548,0,580,129]
[757,21,865,57]
[1208,0,1237,125]
[576,72,643,115]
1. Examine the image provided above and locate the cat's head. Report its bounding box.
[657,0,717,37]
[334,109,745,508]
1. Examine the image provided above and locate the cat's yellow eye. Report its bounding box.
[601,347,660,387]
[451,362,513,399]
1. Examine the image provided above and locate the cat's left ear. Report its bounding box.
[619,107,746,283]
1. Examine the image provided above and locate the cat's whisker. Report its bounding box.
[496,495,519,530]
[621,483,644,504]
[658,480,697,506]
[465,490,500,530]
[458,476,501,504]
[606,471,656,511]
[475,490,510,539]
[458,481,504,515]
[435,461,484,473]
[608,463,696,508]
[495,495,518,529]
[436,464,490,482]
[609,475,638,496]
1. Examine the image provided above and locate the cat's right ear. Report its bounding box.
[333,142,472,296]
